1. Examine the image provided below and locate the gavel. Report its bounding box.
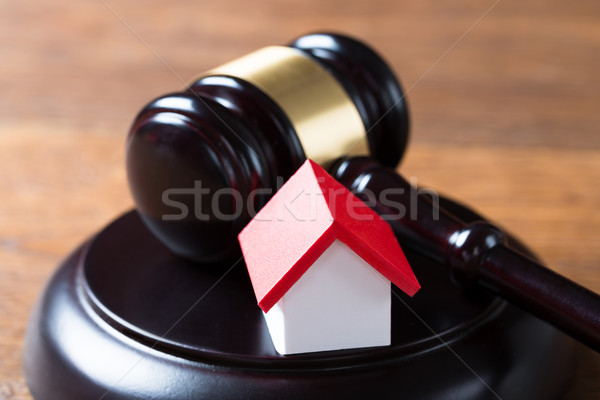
[126,33,600,352]
[127,32,408,262]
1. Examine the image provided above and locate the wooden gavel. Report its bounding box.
[331,156,600,352]
[127,32,408,262]
[126,33,600,352]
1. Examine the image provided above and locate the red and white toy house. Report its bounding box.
[238,160,420,355]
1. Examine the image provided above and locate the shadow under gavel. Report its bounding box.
[331,156,600,353]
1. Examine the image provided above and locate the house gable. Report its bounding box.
[239,159,420,313]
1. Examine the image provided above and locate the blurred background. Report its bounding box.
[1,0,599,398]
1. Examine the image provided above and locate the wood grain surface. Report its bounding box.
[1,0,599,398]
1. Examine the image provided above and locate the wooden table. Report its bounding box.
[1,0,599,398]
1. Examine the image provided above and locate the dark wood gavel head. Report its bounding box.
[126,32,410,262]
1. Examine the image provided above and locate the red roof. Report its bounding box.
[238,160,420,312]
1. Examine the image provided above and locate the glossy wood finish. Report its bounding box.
[332,157,600,352]
[23,209,576,399]
[290,33,409,167]
[2,0,600,398]
[127,33,408,262]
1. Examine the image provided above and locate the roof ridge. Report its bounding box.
[240,159,420,313]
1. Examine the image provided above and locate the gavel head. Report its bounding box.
[126,32,410,263]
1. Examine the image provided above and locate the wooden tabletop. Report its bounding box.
[1,0,599,398]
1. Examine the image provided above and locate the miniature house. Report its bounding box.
[238,160,420,355]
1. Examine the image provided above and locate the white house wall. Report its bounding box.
[263,239,391,355]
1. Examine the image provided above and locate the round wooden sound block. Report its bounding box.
[23,199,577,399]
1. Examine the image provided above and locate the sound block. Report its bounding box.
[23,198,577,399]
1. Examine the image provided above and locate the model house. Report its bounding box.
[238,160,420,355]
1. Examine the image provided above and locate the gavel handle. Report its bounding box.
[481,246,600,352]
[332,157,600,352]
